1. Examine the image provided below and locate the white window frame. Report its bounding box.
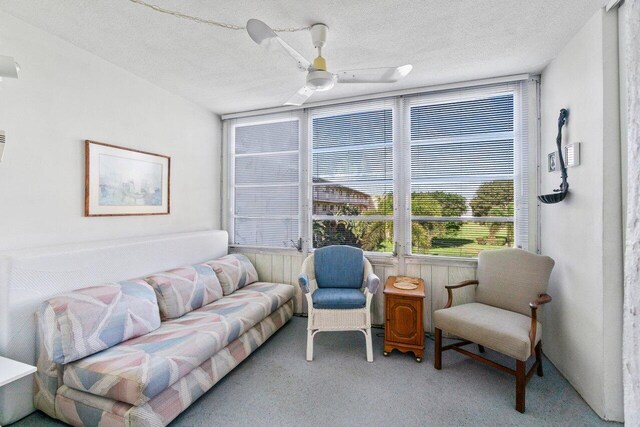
[225,110,304,251]
[402,84,527,258]
[222,75,539,263]
[308,99,398,256]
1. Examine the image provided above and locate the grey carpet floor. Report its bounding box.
[14,316,618,427]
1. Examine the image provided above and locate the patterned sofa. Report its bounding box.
[33,253,294,426]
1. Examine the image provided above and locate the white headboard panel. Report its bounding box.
[0,230,228,424]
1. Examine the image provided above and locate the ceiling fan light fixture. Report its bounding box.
[306,70,334,91]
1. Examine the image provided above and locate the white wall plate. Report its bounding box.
[565,142,580,167]
[548,151,558,172]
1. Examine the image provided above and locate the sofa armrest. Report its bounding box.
[298,273,310,294]
[365,273,380,294]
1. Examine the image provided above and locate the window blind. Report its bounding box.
[311,100,395,252]
[231,116,300,247]
[406,82,528,257]
[226,80,530,258]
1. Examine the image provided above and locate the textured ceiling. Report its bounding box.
[0,0,608,115]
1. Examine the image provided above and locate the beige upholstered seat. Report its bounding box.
[433,303,541,361]
[433,248,555,413]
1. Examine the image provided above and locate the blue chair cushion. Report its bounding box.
[314,246,364,289]
[312,288,366,310]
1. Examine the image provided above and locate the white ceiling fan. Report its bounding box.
[246,19,412,106]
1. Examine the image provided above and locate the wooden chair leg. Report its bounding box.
[535,342,544,377]
[478,344,485,353]
[434,328,442,370]
[516,360,526,413]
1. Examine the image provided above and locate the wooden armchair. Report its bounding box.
[433,248,555,413]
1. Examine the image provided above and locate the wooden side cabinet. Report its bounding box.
[383,276,425,362]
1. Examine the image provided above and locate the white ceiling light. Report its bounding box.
[0,55,20,81]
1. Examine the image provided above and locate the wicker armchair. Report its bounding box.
[433,248,555,413]
[298,246,380,362]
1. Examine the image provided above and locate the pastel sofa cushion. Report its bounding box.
[39,281,161,364]
[62,282,294,406]
[205,254,259,295]
[314,245,364,289]
[143,264,223,319]
[433,302,541,361]
[475,248,554,317]
[312,288,366,309]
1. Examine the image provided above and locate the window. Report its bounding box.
[229,115,300,247]
[311,101,395,252]
[407,85,528,257]
[226,80,530,258]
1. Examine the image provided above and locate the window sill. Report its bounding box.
[230,246,478,267]
[404,255,478,267]
[229,245,303,256]
[362,252,397,265]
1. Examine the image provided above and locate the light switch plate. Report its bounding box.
[548,151,558,172]
[565,142,580,167]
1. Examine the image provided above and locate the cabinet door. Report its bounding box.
[386,297,421,344]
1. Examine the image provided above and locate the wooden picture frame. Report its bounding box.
[85,141,170,216]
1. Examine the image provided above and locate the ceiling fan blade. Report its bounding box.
[0,55,19,79]
[284,86,315,106]
[246,19,311,72]
[336,64,413,83]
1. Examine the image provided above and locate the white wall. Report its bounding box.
[540,8,624,421]
[0,11,222,252]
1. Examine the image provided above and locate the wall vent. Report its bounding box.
[0,130,5,162]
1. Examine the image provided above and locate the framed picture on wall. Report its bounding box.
[85,141,170,216]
